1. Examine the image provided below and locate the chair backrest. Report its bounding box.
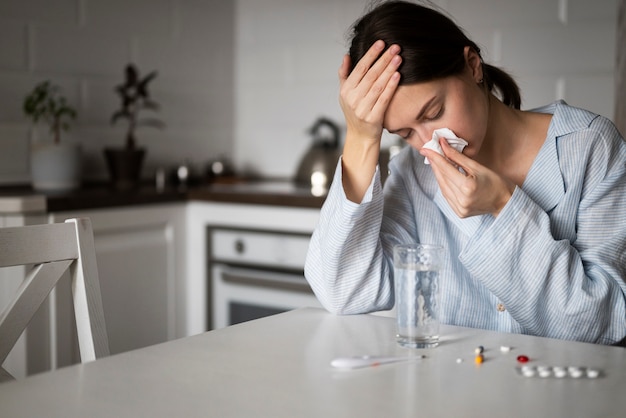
[0,218,109,382]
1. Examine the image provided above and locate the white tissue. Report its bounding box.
[422,128,468,164]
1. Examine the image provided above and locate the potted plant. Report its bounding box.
[106,63,165,189]
[23,81,81,191]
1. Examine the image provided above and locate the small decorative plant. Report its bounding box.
[111,64,165,150]
[23,81,77,144]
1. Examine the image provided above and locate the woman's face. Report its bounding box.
[382,63,488,159]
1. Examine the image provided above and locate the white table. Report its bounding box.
[0,307,624,417]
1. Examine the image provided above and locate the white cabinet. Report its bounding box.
[2,198,321,378]
[49,203,186,365]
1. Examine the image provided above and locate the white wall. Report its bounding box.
[0,0,619,184]
[0,0,235,185]
[616,0,626,134]
[234,0,619,178]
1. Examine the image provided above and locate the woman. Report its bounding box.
[304,0,626,345]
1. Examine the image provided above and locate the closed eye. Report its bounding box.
[424,106,443,121]
[400,130,414,140]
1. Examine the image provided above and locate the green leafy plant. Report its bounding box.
[23,81,77,144]
[111,64,165,150]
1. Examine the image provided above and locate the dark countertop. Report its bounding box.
[187,181,326,209]
[0,180,326,213]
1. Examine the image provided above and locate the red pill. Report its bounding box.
[517,355,529,363]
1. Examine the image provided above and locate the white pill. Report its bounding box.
[586,368,600,379]
[521,366,536,377]
[553,367,567,378]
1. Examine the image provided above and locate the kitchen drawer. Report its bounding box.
[209,228,311,270]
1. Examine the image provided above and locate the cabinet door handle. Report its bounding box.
[234,239,245,254]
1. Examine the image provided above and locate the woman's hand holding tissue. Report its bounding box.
[421,138,516,218]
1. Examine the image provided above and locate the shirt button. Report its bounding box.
[496,303,506,312]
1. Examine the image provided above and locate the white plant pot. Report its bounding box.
[30,141,82,192]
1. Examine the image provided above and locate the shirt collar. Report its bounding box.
[522,100,595,212]
[533,100,597,136]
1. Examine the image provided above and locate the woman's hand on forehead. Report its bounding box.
[338,40,402,142]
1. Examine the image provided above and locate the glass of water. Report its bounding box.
[393,243,444,348]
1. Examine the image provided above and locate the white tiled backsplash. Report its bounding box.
[0,0,619,184]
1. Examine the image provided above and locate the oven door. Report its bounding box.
[211,263,322,329]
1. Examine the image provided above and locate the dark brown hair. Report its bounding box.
[348,1,521,109]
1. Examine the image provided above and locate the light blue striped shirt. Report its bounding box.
[305,101,626,345]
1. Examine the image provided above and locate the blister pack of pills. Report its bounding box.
[516,365,602,379]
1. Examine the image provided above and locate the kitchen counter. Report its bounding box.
[0,180,326,213]
[0,189,46,213]
[0,184,187,213]
[188,181,326,209]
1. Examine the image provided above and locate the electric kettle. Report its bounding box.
[294,117,342,193]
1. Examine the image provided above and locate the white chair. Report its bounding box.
[0,218,109,382]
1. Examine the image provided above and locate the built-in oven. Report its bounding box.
[207,226,322,330]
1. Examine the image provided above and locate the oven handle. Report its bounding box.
[221,271,314,294]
